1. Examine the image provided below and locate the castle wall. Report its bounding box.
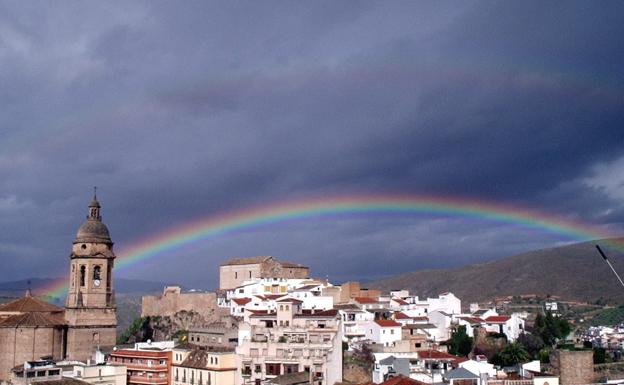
[549,350,594,385]
[219,264,264,290]
[219,259,310,290]
[142,287,218,318]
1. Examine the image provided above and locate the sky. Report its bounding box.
[1,1,623,288]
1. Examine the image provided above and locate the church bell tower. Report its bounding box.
[65,191,117,361]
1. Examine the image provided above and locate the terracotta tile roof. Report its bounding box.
[277,297,303,303]
[379,375,428,385]
[375,319,402,327]
[392,298,409,305]
[394,312,411,320]
[232,298,252,305]
[180,349,209,369]
[485,315,511,323]
[265,294,287,300]
[354,297,380,304]
[418,350,467,363]
[0,312,65,327]
[0,295,64,313]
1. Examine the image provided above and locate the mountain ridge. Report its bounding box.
[369,238,624,304]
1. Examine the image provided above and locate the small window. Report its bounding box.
[235,272,238,279]
[93,266,101,280]
[80,265,86,286]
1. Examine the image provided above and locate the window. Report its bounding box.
[249,271,252,278]
[235,272,238,279]
[93,265,101,280]
[36,371,46,377]
[266,363,281,376]
[80,265,86,286]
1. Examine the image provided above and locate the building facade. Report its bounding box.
[171,345,236,385]
[108,342,174,385]
[236,298,342,385]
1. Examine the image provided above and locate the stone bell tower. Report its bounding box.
[65,191,117,361]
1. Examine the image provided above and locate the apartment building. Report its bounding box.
[171,344,236,385]
[108,341,174,385]
[236,298,343,385]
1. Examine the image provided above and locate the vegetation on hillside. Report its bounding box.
[590,305,624,326]
[118,316,154,344]
[370,239,624,304]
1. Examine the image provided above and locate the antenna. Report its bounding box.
[596,244,624,289]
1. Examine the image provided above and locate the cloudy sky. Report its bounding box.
[1,1,623,288]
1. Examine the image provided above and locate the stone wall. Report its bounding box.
[0,326,64,382]
[219,258,310,290]
[142,287,218,318]
[549,350,594,385]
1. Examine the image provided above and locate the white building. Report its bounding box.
[236,298,343,385]
[365,320,403,346]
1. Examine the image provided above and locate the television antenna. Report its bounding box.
[596,244,624,289]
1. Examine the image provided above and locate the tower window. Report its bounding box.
[93,266,101,280]
[80,266,86,286]
[81,244,87,249]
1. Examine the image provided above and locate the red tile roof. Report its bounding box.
[485,315,511,323]
[0,294,64,313]
[394,312,411,319]
[232,298,252,305]
[0,312,65,327]
[354,297,380,304]
[418,350,468,363]
[375,319,401,327]
[265,294,287,300]
[392,298,409,305]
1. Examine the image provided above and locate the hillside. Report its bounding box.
[370,239,624,304]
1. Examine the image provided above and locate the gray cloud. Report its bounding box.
[0,1,623,286]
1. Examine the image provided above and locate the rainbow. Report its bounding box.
[41,193,624,298]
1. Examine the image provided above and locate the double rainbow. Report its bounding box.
[41,193,623,298]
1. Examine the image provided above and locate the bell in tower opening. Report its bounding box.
[64,190,117,361]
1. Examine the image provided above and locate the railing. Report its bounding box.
[128,375,168,385]
[124,362,168,371]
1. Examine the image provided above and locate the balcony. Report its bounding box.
[128,375,168,385]
[124,362,168,371]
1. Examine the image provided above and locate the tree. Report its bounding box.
[448,325,474,357]
[498,342,531,366]
[594,347,607,364]
[517,333,545,358]
[534,311,571,346]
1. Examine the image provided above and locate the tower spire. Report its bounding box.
[88,188,101,221]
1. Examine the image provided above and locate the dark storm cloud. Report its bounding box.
[0,1,623,285]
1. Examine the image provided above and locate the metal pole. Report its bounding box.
[596,244,624,289]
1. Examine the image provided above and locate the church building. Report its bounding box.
[0,194,118,381]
